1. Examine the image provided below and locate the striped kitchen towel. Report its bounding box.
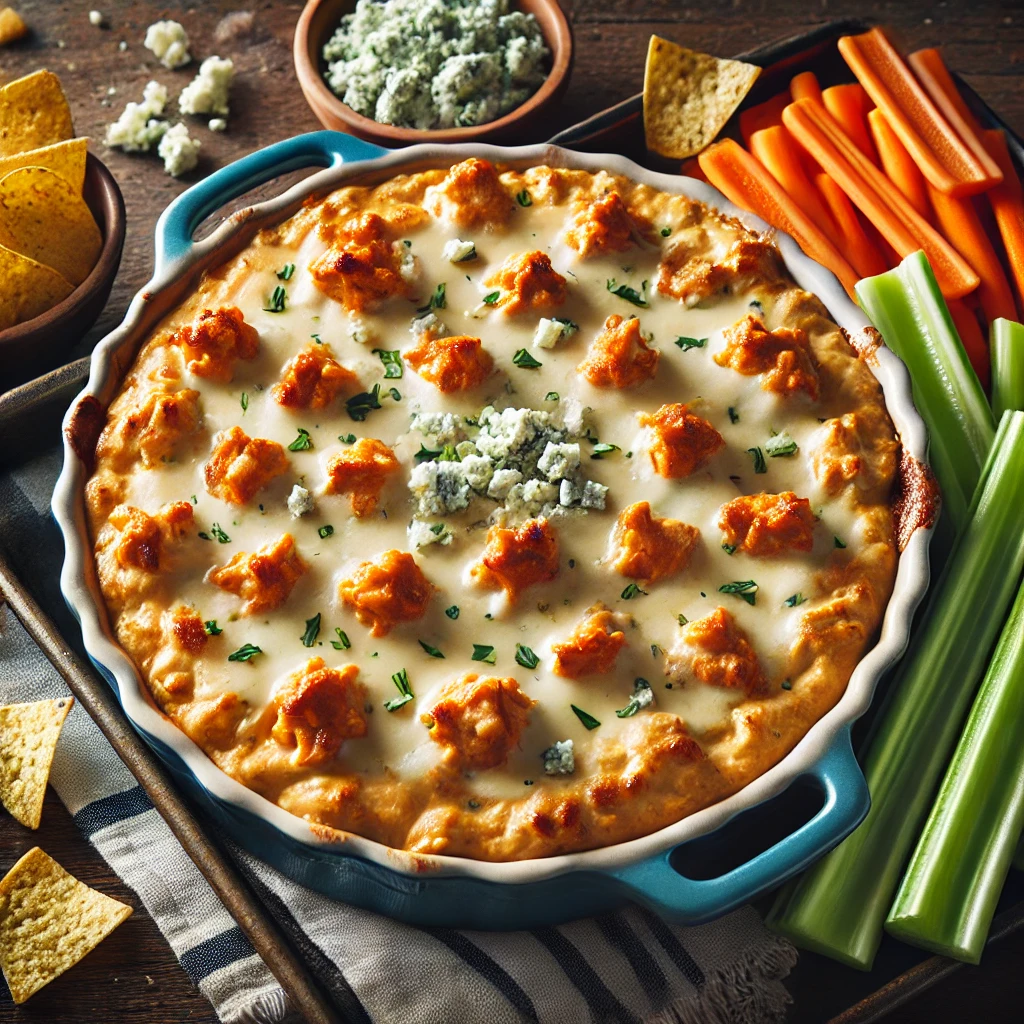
[0,448,798,1024]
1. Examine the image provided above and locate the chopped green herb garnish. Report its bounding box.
[240,392,249,413]
[591,443,621,459]
[482,290,500,305]
[276,263,296,281]
[288,427,313,451]
[445,605,460,620]
[429,522,446,535]
[728,406,740,424]
[515,644,539,669]
[784,593,807,607]
[346,383,383,421]
[331,628,351,650]
[747,446,767,473]
[386,386,401,402]
[512,348,542,369]
[418,639,445,659]
[722,543,737,555]
[402,239,412,248]
[719,579,759,606]
[228,643,263,662]
[203,620,222,636]
[191,494,198,504]
[209,522,231,544]
[545,391,559,401]
[606,277,649,307]
[263,285,287,313]
[765,432,799,457]
[677,613,689,626]
[318,524,334,539]
[516,189,533,207]
[372,348,404,379]
[471,644,497,665]
[551,317,579,335]
[660,226,672,237]
[311,333,322,344]
[616,678,654,718]
[674,336,707,351]
[781,679,793,690]
[301,613,321,648]
[571,704,601,730]
[414,444,442,463]
[385,668,414,711]
[835,536,847,549]
[416,283,447,314]
[621,583,648,600]
[338,433,356,444]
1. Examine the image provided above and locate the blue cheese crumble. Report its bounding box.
[408,402,608,527]
[158,123,201,178]
[144,20,191,69]
[179,56,234,118]
[542,739,575,776]
[104,80,169,152]
[322,0,550,130]
[287,484,315,518]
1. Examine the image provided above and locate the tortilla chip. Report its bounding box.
[0,244,73,329]
[0,70,72,157]
[0,697,72,828]
[0,8,28,47]
[643,36,761,159]
[0,138,88,194]
[0,166,101,286]
[0,847,132,1003]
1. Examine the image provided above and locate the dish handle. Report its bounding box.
[605,726,868,923]
[154,130,389,273]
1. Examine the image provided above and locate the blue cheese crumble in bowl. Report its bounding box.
[295,0,573,145]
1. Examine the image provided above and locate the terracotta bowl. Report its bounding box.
[0,152,126,390]
[293,0,574,146]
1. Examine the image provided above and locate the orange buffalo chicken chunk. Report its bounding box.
[425,157,514,229]
[578,314,660,388]
[324,438,400,517]
[271,658,368,766]
[470,518,559,603]
[552,606,626,678]
[609,502,700,584]
[657,237,782,308]
[404,332,493,392]
[715,313,819,399]
[309,212,411,312]
[208,534,308,615]
[109,501,194,572]
[171,306,259,382]
[718,492,816,556]
[205,426,289,505]
[106,386,203,469]
[640,403,724,478]
[424,673,535,771]
[484,250,567,315]
[338,550,434,637]
[272,344,359,409]
[564,192,642,257]
[676,607,768,695]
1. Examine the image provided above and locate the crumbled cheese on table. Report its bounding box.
[179,55,234,117]
[104,80,169,152]
[158,122,201,177]
[144,20,191,69]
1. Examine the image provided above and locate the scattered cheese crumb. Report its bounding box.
[542,739,574,776]
[157,122,201,177]
[104,80,169,152]
[118,40,127,51]
[144,19,191,69]
[441,238,476,263]
[178,55,234,117]
[287,484,315,519]
[533,316,577,349]
[106,85,116,96]
[208,117,227,132]
[88,10,105,28]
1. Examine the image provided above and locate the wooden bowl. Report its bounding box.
[293,0,573,146]
[0,152,126,391]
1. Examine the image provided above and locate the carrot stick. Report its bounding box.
[749,126,838,237]
[697,138,860,297]
[739,91,791,147]
[947,299,991,390]
[790,71,823,104]
[982,130,1024,315]
[782,97,980,298]
[927,184,1017,326]
[838,28,1002,196]
[908,48,994,164]
[822,84,880,164]
[868,107,932,221]
[815,173,888,278]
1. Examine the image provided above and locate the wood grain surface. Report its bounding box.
[0,1,1022,1021]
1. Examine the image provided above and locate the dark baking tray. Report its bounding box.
[1,17,1021,1024]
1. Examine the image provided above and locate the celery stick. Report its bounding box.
[886,576,1024,962]
[856,252,995,533]
[991,317,1024,419]
[767,411,1024,970]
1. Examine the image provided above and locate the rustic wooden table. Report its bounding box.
[0,1,1022,1021]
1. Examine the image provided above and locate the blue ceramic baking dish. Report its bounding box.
[53,131,934,930]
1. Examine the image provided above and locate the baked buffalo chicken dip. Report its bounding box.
[83,159,898,861]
